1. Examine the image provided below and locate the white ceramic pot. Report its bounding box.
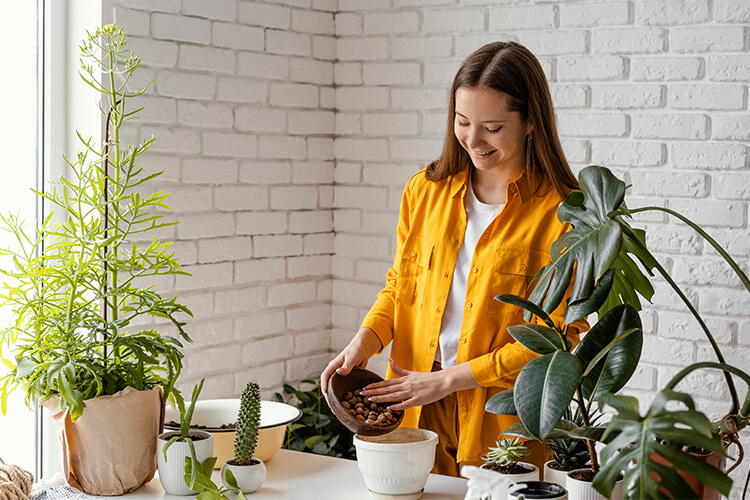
[543,460,570,489]
[221,459,267,494]
[508,480,568,499]
[157,430,213,495]
[566,469,622,500]
[480,462,539,500]
[354,428,438,500]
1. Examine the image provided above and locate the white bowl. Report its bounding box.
[354,428,438,500]
[165,399,301,467]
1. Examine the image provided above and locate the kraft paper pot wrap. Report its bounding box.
[44,386,164,496]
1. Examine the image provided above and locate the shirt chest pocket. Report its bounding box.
[488,247,550,315]
[396,234,434,308]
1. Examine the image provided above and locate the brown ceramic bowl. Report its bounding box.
[326,366,404,436]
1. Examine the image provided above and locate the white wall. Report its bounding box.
[108,1,750,494]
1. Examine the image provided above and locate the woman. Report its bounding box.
[321,41,588,477]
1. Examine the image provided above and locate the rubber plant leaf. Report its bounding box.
[595,390,731,500]
[494,294,556,329]
[513,351,582,441]
[507,324,571,354]
[485,388,517,415]
[575,303,642,401]
[525,166,655,322]
[501,419,578,440]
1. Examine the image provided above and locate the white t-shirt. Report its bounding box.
[436,179,504,367]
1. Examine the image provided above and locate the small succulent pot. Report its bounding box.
[508,480,568,499]
[221,458,267,494]
[543,460,570,489]
[157,430,213,495]
[566,469,622,500]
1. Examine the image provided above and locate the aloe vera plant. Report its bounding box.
[486,166,750,499]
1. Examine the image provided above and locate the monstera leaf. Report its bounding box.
[595,391,730,500]
[525,166,656,323]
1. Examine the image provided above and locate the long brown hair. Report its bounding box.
[426,41,578,198]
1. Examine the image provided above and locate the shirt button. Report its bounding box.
[410,251,416,258]
[460,338,467,344]
[430,342,436,348]
[453,239,459,246]
[466,302,473,308]
[444,272,450,279]
[460,406,468,412]
[520,264,527,271]
[472,267,478,273]
[483,234,489,239]
[436,307,441,313]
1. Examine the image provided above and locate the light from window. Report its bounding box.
[0,1,39,473]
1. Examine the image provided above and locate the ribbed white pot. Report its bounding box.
[566,469,622,500]
[354,428,438,500]
[157,430,213,495]
[480,462,539,500]
[543,460,570,489]
[221,459,267,494]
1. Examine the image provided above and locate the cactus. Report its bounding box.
[482,437,530,468]
[234,381,262,465]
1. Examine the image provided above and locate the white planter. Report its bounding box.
[543,460,570,489]
[157,430,213,495]
[509,480,568,499]
[221,459,267,494]
[480,462,539,500]
[566,469,622,500]
[354,428,438,500]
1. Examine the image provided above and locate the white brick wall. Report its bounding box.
[113,1,750,492]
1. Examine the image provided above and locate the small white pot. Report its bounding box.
[566,469,622,500]
[354,428,438,500]
[157,430,213,495]
[221,458,267,494]
[509,480,568,499]
[480,462,539,500]
[543,460,570,489]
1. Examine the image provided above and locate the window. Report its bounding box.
[0,0,41,473]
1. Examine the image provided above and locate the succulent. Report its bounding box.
[234,381,262,465]
[546,406,596,471]
[482,437,530,467]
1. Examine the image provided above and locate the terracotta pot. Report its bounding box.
[649,449,725,500]
[566,469,622,500]
[45,386,164,496]
[157,430,214,495]
[221,458,267,494]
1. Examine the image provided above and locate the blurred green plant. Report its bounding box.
[482,437,530,468]
[0,24,192,421]
[274,379,355,460]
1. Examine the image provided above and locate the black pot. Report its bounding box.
[508,481,567,499]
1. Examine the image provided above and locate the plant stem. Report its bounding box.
[576,386,599,473]
[618,214,740,414]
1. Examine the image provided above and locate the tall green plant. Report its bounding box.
[0,24,192,420]
[234,381,261,465]
[488,165,750,499]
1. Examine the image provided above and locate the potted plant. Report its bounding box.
[544,408,595,487]
[220,381,266,494]
[476,437,538,499]
[158,379,213,496]
[0,24,192,495]
[487,166,749,499]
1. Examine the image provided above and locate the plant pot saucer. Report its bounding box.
[366,488,424,500]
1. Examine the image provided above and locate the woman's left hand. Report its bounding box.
[359,360,454,412]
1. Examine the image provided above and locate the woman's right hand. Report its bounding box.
[320,327,383,394]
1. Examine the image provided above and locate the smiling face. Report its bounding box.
[454,86,531,177]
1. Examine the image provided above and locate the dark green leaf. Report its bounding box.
[312,441,328,454]
[513,351,582,441]
[485,389,517,415]
[305,435,326,449]
[494,294,555,329]
[507,324,571,354]
[564,269,615,324]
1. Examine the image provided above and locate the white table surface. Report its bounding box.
[127,449,468,500]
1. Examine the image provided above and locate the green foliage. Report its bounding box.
[274,379,355,460]
[546,407,596,472]
[163,379,204,490]
[482,437,530,468]
[0,24,192,420]
[184,456,245,500]
[595,391,731,499]
[235,381,261,465]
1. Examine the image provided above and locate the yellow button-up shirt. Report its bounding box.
[361,167,588,462]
